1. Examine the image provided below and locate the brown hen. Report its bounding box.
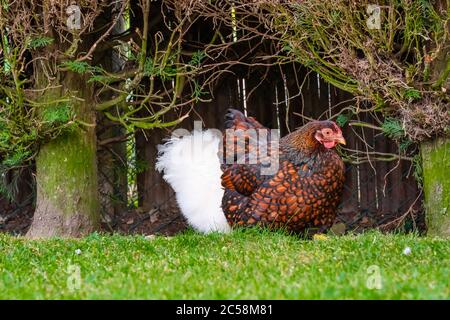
[221,109,346,234]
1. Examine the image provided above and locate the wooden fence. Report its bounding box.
[135,63,423,233]
[0,2,424,234]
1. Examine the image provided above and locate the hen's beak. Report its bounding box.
[335,136,346,146]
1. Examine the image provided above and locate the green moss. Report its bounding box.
[34,71,99,223]
[421,137,450,237]
[36,127,99,220]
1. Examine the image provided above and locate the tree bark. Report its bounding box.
[26,72,99,238]
[421,137,450,237]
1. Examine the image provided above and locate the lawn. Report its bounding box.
[0,230,448,299]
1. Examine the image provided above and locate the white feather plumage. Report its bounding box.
[156,130,230,233]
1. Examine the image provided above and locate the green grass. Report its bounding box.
[0,230,448,299]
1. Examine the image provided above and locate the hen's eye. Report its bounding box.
[323,129,332,135]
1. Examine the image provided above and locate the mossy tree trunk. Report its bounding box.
[421,137,450,237]
[26,72,99,238]
[422,2,449,237]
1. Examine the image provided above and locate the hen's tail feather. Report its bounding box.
[224,108,266,130]
[156,130,230,233]
[222,108,271,167]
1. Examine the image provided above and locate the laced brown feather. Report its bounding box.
[221,109,345,234]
